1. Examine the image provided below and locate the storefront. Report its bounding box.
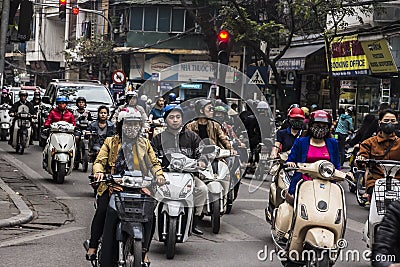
[331,35,398,125]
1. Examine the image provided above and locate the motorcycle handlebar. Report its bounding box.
[88,174,170,186]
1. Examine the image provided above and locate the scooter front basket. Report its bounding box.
[374,179,400,215]
[115,193,156,223]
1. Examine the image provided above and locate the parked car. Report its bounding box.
[42,80,115,120]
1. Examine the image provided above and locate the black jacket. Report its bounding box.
[151,127,206,168]
[372,200,400,267]
[87,120,115,148]
[9,100,36,116]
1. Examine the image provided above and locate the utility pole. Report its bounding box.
[0,0,11,88]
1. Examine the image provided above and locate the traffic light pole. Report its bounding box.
[0,0,11,88]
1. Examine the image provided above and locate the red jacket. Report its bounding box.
[44,107,76,127]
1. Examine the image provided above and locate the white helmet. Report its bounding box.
[256,101,269,109]
[140,95,148,101]
[117,107,143,124]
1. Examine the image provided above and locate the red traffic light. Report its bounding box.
[59,0,66,5]
[218,30,229,42]
[72,7,79,15]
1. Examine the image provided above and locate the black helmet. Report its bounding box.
[195,99,213,115]
[19,90,28,96]
[76,96,86,105]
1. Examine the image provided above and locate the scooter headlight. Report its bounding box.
[318,161,335,178]
[179,179,193,198]
[158,184,171,198]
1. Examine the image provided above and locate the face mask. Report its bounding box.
[380,122,397,134]
[289,119,303,130]
[310,126,329,139]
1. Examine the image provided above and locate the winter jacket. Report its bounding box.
[372,199,400,266]
[9,100,36,116]
[44,107,76,127]
[185,119,232,150]
[87,120,115,148]
[358,132,400,191]
[151,128,207,168]
[335,113,354,135]
[287,136,340,195]
[93,135,163,196]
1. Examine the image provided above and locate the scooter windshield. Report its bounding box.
[121,118,143,172]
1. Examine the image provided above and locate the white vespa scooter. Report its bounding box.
[198,144,231,234]
[42,121,76,184]
[356,159,400,250]
[154,153,196,259]
[0,103,11,141]
[272,160,349,267]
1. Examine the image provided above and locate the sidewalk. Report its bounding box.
[0,158,33,228]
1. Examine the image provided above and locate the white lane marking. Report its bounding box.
[241,180,270,193]
[0,226,85,248]
[0,148,69,198]
[243,209,365,234]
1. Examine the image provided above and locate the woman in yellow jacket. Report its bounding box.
[86,108,165,267]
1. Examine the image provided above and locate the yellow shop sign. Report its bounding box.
[361,39,397,73]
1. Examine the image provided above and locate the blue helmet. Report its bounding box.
[168,92,177,102]
[163,104,183,119]
[56,96,68,104]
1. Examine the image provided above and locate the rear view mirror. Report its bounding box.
[42,96,50,104]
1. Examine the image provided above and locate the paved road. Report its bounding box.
[0,142,370,267]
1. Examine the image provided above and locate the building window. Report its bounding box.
[130,6,190,33]
[130,7,143,31]
[144,7,157,31]
[158,7,171,32]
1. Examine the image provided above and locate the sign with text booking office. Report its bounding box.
[330,35,369,76]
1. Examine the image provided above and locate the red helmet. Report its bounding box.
[288,107,305,119]
[309,110,332,125]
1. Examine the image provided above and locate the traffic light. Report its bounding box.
[217,30,230,65]
[59,0,66,19]
[72,6,79,15]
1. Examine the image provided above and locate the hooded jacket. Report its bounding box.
[335,113,354,135]
[44,107,76,127]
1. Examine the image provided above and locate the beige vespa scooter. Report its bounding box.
[272,160,349,267]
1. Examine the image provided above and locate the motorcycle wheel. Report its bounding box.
[53,162,66,184]
[0,129,7,141]
[211,200,221,234]
[166,217,177,259]
[124,236,142,267]
[356,171,367,207]
[226,191,233,214]
[82,150,89,173]
[306,250,331,267]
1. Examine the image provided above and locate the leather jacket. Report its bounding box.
[372,200,400,266]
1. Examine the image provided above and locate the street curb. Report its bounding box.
[0,178,33,228]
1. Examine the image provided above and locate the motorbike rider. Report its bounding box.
[167,92,179,105]
[8,90,36,145]
[335,106,354,165]
[86,108,165,267]
[73,96,92,122]
[87,105,115,155]
[372,199,400,267]
[151,104,208,235]
[356,109,400,201]
[185,99,234,153]
[286,110,341,198]
[43,96,76,127]
[111,91,148,129]
[149,97,165,124]
[30,89,41,106]
[270,107,305,159]
[29,89,42,144]
[0,88,12,106]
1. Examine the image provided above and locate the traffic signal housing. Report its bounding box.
[217,30,230,65]
[59,0,66,19]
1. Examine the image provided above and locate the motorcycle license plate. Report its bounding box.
[260,154,268,160]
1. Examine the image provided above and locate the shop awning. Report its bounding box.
[276,44,324,70]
